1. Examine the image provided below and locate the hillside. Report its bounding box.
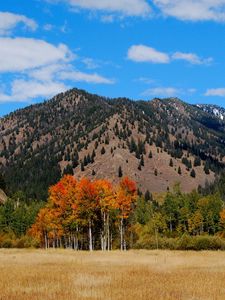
[1,88,225,199]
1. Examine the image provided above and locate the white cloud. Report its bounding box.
[128,45,212,65]
[172,52,213,65]
[82,58,99,69]
[205,88,225,97]
[153,0,225,22]
[29,64,69,82]
[127,45,170,63]
[0,37,115,103]
[0,80,68,103]
[60,70,114,84]
[0,37,73,73]
[142,87,181,97]
[47,0,225,22]
[0,12,37,36]
[60,0,151,17]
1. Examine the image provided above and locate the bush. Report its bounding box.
[0,233,40,248]
[0,238,13,248]
[134,236,177,250]
[134,233,225,251]
[14,236,40,248]
[176,234,194,250]
[190,236,225,251]
[176,235,225,251]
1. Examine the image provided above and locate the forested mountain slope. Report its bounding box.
[1,88,225,199]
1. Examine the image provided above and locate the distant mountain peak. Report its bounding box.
[196,104,225,121]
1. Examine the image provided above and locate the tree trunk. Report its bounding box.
[107,213,110,251]
[120,218,124,251]
[103,211,106,251]
[89,220,93,251]
[169,216,173,233]
[44,232,48,249]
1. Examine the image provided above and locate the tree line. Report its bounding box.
[1,173,225,250]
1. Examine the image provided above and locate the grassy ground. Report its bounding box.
[0,249,225,300]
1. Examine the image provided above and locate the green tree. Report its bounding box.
[190,169,196,178]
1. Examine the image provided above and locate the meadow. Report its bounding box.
[0,250,225,300]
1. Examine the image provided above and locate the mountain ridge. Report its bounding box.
[1,88,225,199]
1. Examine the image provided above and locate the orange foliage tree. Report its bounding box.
[115,177,137,250]
[29,175,137,251]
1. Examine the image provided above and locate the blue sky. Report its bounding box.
[1,0,225,117]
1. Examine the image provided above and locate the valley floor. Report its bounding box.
[0,249,225,300]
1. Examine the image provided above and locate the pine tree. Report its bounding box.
[204,163,210,175]
[63,164,74,175]
[190,169,196,178]
[129,137,137,153]
[87,153,91,164]
[148,151,153,159]
[118,166,123,177]
[101,147,106,155]
[169,158,173,167]
[194,157,201,167]
[83,155,88,166]
[144,190,151,201]
[178,166,182,175]
[0,173,6,191]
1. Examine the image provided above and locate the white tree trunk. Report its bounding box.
[120,218,124,251]
[89,220,93,251]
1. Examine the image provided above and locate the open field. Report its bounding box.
[0,250,225,300]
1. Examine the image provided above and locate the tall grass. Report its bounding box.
[1,249,225,299]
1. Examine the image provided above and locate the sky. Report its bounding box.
[1,0,225,117]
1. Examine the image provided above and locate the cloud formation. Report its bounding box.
[0,80,68,103]
[172,52,213,65]
[0,38,72,72]
[127,45,170,63]
[128,44,212,65]
[60,70,114,84]
[0,12,37,36]
[59,0,151,17]
[0,36,114,103]
[47,0,225,23]
[142,87,181,97]
[153,0,225,22]
[141,86,197,98]
[205,88,225,97]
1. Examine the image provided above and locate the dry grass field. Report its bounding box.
[0,249,225,300]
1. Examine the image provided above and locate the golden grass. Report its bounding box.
[0,249,225,300]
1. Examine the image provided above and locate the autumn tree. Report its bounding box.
[115,177,137,250]
[95,179,114,250]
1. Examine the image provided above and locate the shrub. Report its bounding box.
[134,233,225,251]
[0,233,40,249]
[0,238,13,248]
[191,236,225,251]
[176,234,194,250]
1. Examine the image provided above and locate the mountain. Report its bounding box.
[1,88,225,199]
[196,104,225,122]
